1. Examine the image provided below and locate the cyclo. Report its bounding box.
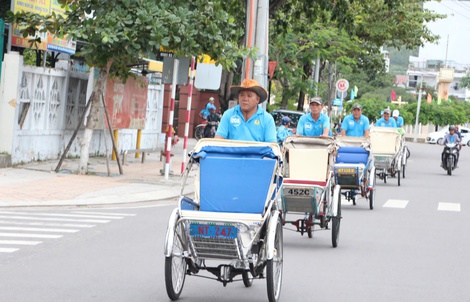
[333,136,376,210]
[279,136,342,247]
[164,139,284,302]
[370,127,404,186]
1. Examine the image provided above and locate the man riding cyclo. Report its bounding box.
[375,108,397,128]
[341,103,370,137]
[296,97,330,137]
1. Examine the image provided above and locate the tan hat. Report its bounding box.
[230,79,268,103]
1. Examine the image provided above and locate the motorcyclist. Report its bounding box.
[203,106,220,138]
[277,116,293,144]
[441,125,461,167]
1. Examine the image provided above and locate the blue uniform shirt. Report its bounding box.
[216,105,277,142]
[296,113,330,136]
[341,114,370,136]
[395,116,404,127]
[277,125,293,143]
[375,117,397,128]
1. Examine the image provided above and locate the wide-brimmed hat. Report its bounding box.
[230,79,268,103]
[309,97,323,105]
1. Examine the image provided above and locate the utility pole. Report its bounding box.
[413,75,423,143]
[242,0,269,106]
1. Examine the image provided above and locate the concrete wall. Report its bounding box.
[0,53,164,165]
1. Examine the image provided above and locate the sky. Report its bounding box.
[419,1,470,65]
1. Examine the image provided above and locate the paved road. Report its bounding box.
[0,142,469,302]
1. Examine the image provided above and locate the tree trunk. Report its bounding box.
[78,64,112,174]
[219,69,235,112]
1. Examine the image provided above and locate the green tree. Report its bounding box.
[7,0,250,174]
[268,0,444,111]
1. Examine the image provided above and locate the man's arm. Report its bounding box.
[364,129,370,138]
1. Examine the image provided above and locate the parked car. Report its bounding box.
[426,126,470,145]
[271,109,304,133]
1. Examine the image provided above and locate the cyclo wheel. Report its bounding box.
[242,271,253,287]
[165,222,187,301]
[397,168,401,186]
[267,216,283,302]
[402,164,406,179]
[331,188,341,248]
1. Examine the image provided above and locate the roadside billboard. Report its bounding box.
[11,0,76,55]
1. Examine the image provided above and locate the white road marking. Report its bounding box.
[0,233,62,239]
[0,211,123,220]
[0,240,42,245]
[0,227,79,233]
[0,220,95,228]
[71,211,136,216]
[0,215,109,223]
[0,248,20,253]
[437,202,461,212]
[383,199,409,208]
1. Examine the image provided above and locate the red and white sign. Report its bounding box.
[336,79,349,93]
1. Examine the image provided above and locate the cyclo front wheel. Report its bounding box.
[267,216,283,302]
[331,190,341,248]
[165,222,187,301]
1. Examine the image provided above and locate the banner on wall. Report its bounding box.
[11,0,76,55]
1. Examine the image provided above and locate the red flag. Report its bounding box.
[391,90,396,101]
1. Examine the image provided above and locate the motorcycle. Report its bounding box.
[441,142,459,175]
[194,122,206,140]
[194,121,218,141]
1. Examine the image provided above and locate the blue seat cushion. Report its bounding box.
[199,156,276,214]
[336,147,369,165]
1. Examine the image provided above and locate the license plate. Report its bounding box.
[284,187,314,196]
[189,224,237,239]
[336,168,356,174]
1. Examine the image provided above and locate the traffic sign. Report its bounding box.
[336,79,349,93]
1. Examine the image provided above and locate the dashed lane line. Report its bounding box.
[383,199,409,208]
[0,248,20,253]
[0,240,42,245]
[437,202,461,212]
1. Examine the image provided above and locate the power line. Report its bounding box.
[451,0,470,12]
[439,1,470,21]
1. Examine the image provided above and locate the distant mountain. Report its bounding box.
[385,47,419,75]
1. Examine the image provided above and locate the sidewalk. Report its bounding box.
[0,139,198,208]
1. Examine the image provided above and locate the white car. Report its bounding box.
[426,126,470,146]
